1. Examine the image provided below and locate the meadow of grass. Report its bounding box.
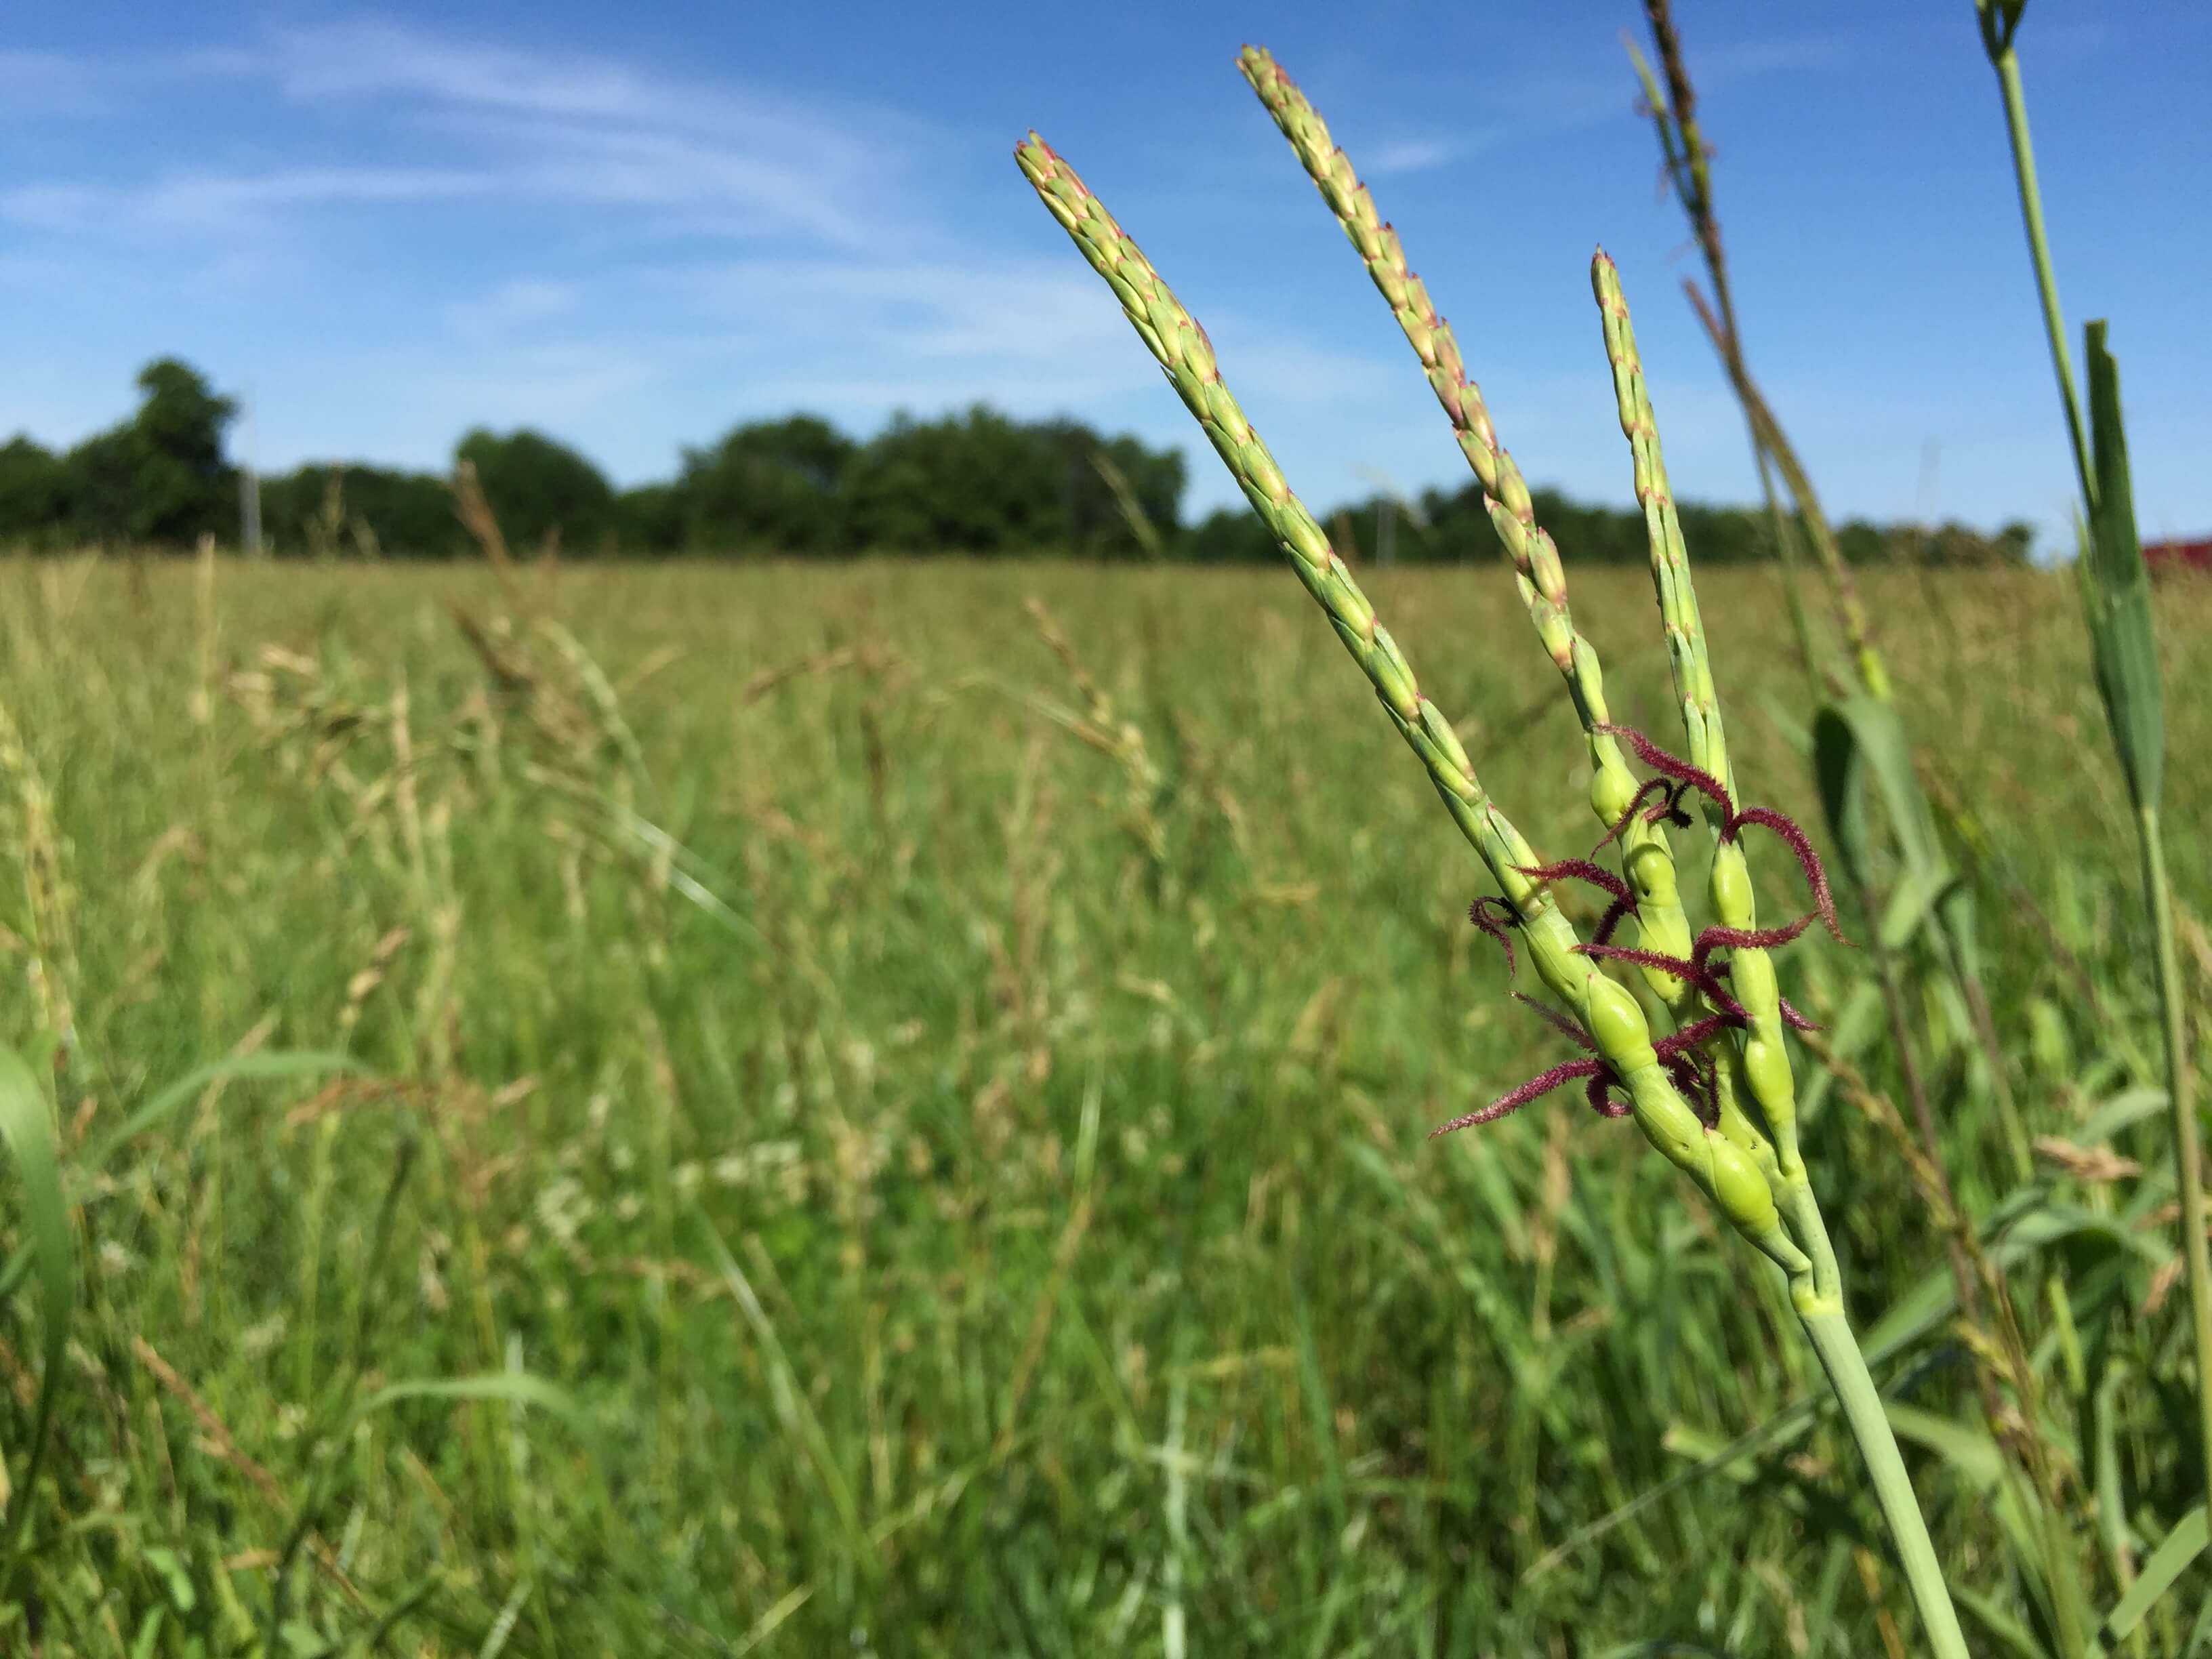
[1,552,2207,1654]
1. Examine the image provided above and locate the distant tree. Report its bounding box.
[1039,421,1185,558]
[674,415,853,554]
[261,464,462,558]
[839,407,1185,555]
[1835,518,1888,565]
[453,428,617,556]
[60,426,143,546]
[843,407,1038,552]
[49,358,239,547]
[618,483,685,556]
[0,436,66,547]
[1183,506,1278,564]
[127,359,239,542]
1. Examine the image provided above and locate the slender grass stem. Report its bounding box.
[1981,7,2212,1526]
[1798,1308,1972,1659]
[1991,48,2092,506]
[2142,808,2212,1519]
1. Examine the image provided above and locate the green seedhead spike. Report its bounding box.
[1015,129,1801,1269]
[1233,45,1706,1014]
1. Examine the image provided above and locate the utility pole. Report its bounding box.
[1353,465,1428,566]
[239,388,263,557]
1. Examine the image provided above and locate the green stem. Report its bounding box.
[1992,48,2093,508]
[1799,1307,1971,1659]
[1986,11,2212,1524]
[2143,808,2212,1521]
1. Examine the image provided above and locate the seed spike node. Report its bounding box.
[1727,808,1848,943]
[1593,721,1734,819]
[1591,725,1849,948]
[1691,915,1816,967]
[1574,943,1748,1021]
[1513,858,1637,909]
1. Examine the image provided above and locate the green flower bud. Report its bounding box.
[1729,945,1778,1017]
[1590,758,1639,831]
[1709,840,1755,930]
[1743,1031,1795,1126]
[1582,972,1657,1076]
[1708,1135,1781,1237]
[1625,1065,1705,1164]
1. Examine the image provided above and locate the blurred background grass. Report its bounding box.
[0,554,2206,1654]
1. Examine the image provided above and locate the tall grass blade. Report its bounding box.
[2079,324,2162,818]
[2095,1505,2207,1647]
[0,1043,71,1591]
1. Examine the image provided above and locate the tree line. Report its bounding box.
[0,357,2036,566]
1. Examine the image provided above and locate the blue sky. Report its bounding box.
[3,2,2207,553]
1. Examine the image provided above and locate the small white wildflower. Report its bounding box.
[534,1175,592,1246]
[844,1040,878,1087]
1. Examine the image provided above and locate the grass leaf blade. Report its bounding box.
[0,1043,75,1586]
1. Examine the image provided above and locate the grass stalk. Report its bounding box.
[1975,0,2212,1525]
[2141,807,2212,1519]
[1799,1307,1973,1659]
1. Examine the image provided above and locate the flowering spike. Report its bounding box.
[1431,1058,1606,1136]
[1468,895,1521,978]
[1653,1013,1736,1057]
[1690,914,1816,968]
[1513,858,1637,911]
[1778,997,1824,1033]
[1726,807,1848,943]
[1514,991,1597,1050]
[1593,722,1734,819]
[1592,893,1641,947]
[1584,1073,1633,1119]
[1574,944,1748,1021]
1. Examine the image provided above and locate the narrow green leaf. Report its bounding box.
[0,1049,372,1307]
[0,1043,75,1582]
[2097,1504,2207,1645]
[352,1372,595,1444]
[1811,701,1875,892]
[1953,1582,2054,1659]
[1884,1403,2005,1491]
[83,1050,368,1175]
[2081,320,2164,815]
[1812,694,1982,981]
[2075,1086,2168,1148]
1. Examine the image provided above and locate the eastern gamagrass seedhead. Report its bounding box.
[1017,42,1969,1655]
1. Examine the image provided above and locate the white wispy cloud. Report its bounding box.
[442,278,579,340]
[0,14,1408,489]
[1366,139,1457,178]
[3,18,920,247]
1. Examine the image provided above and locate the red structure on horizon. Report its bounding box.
[2146,537,2212,575]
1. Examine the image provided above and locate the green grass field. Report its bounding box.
[1,554,2207,1654]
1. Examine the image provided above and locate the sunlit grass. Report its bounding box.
[0,555,2205,1654]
